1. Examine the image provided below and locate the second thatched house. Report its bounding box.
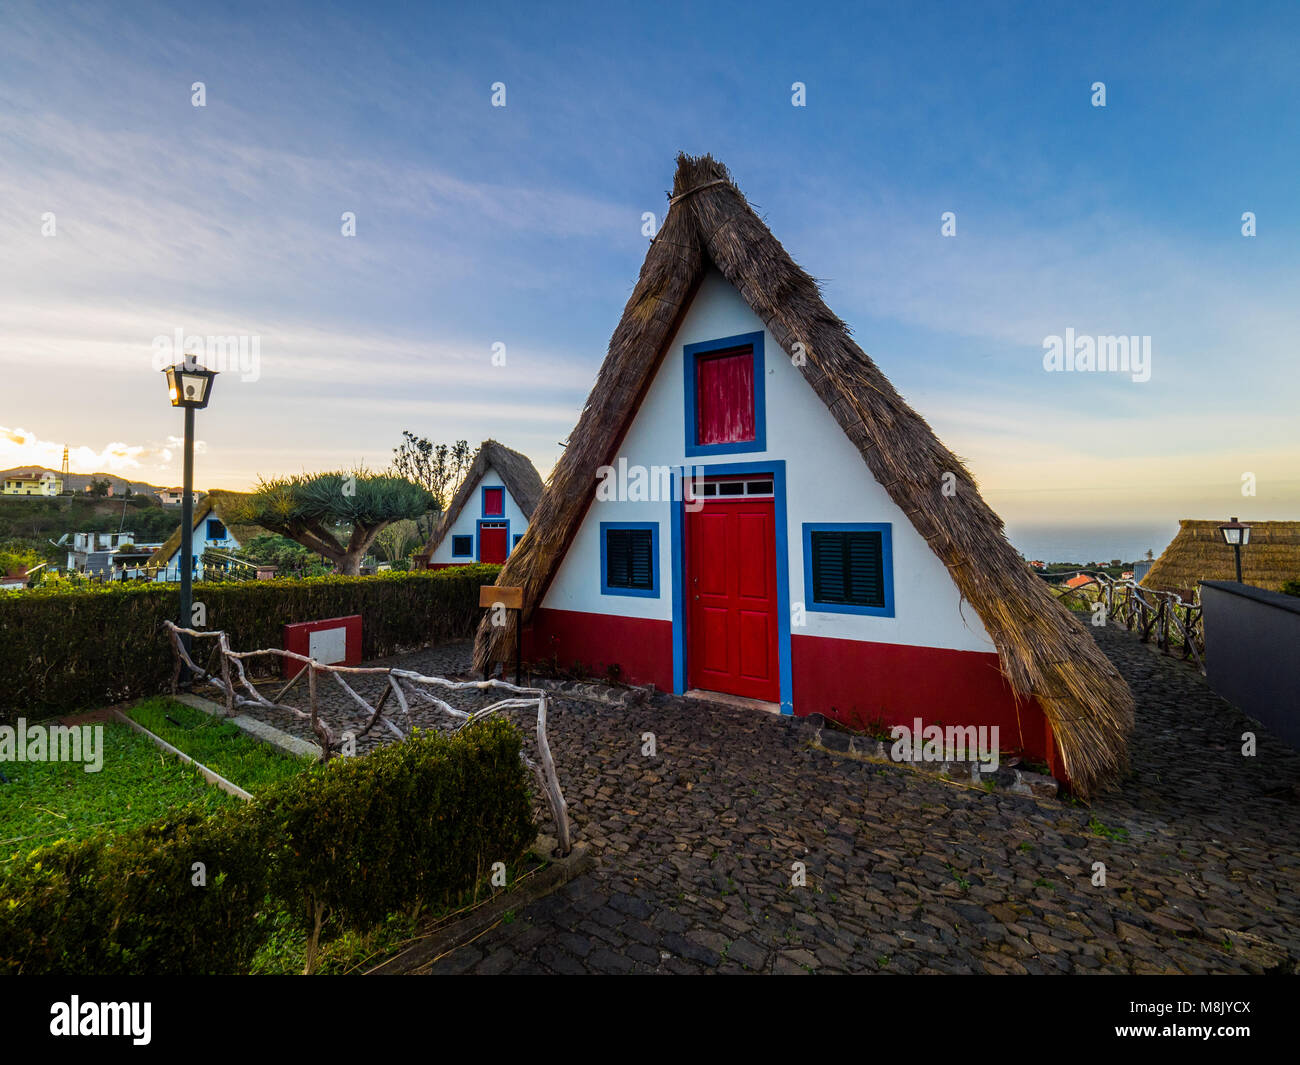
[474,153,1133,796]
[1142,519,1300,601]
[148,490,262,580]
[415,440,545,568]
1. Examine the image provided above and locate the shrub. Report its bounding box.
[0,805,269,975]
[0,719,534,974]
[0,564,501,722]
[1282,578,1300,598]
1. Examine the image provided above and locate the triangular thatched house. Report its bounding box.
[1143,519,1300,601]
[474,154,1133,796]
[147,490,263,579]
[415,440,545,568]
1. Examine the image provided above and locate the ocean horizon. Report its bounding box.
[1004,522,1181,566]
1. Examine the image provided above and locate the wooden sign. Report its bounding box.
[480,585,524,611]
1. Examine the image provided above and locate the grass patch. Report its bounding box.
[0,721,236,859]
[125,696,312,791]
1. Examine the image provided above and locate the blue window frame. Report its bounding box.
[206,518,226,540]
[683,330,766,457]
[802,523,894,617]
[600,522,659,598]
[481,485,506,517]
[513,533,523,547]
[451,534,473,557]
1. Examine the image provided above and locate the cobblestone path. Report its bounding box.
[239,625,1300,974]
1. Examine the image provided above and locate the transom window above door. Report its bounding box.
[683,331,766,456]
[686,477,774,501]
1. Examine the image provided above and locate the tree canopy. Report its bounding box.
[390,433,474,542]
[235,469,432,575]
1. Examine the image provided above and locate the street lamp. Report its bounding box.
[162,361,217,685]
[1217,516,1251,583]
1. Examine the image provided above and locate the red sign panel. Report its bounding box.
[282,614,363,678]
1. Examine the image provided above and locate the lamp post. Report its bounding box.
[163,361,217,685]
[1217,516,1251,584]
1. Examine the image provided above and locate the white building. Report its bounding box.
[147,492,253,580]
[473,154,1134,798]
[417,440,544,568]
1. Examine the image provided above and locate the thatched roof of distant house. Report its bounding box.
[473,152,1135,797]
[147,490,265,566]
[1142,520,1300,601]
[414,441,546,562]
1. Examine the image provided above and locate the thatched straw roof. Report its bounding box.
[1142,520,1300,601]
[147,490,263,566]
[473,153,1133,796]
[415,440,545,562]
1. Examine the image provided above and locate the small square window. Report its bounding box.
[512,533,523,547]
[601,523,658,597]
[206,519,226,540]
[451,534,473,557]
[803,523,894,617]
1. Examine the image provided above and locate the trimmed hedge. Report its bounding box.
[0,564,501,722]
[0,719,534,974]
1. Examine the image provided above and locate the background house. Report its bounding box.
[147,491,263,580]
[3,472,62,496]
[1142,519,1300,601]
[157,487,202,506]
[415,440,544,569]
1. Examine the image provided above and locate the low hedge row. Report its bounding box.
[0,564,501,722]
[0,719,534,974]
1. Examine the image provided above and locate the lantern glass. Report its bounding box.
[1221,525,1242,546]
[180,373,209,405]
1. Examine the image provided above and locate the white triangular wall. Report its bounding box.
[542,268,996,655]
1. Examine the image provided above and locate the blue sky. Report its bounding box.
[1,0,1297,532]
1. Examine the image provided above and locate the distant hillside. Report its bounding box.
[0,466,170,496]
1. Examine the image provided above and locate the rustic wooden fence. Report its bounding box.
[1050,572,1205,673]
[162,620,571,855]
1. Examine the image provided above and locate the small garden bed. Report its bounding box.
[1,718,236,862]
[2,696,308,869]
[125,696,312,791]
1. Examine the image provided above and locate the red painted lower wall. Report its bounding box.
[791,633,1058,766]
[524,608,674,692]
[521,609,1062,774]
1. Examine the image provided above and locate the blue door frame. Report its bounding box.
[671,460,793,714]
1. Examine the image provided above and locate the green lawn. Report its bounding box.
[1,696,309,863]
[125,696,313,791]
[0,721,236,860]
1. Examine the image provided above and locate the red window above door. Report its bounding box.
[695,348,755,446]
[482,486,505,516]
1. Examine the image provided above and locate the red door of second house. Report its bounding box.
[686,497,780,702]
[479,523,508,564]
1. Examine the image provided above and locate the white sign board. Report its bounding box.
[308,625,348,665]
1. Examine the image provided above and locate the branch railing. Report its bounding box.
[1048,571,1204,673]
[162,620,571,854]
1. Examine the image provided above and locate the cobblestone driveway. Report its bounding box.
[242,625,1300,974]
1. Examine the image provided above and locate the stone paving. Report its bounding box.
[236,625,1300,974]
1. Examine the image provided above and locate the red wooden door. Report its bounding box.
[686,498,779,702]
[479,523,508,563]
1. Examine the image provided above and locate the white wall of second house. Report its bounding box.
[428,466,530,565]
[542,269,996,654]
